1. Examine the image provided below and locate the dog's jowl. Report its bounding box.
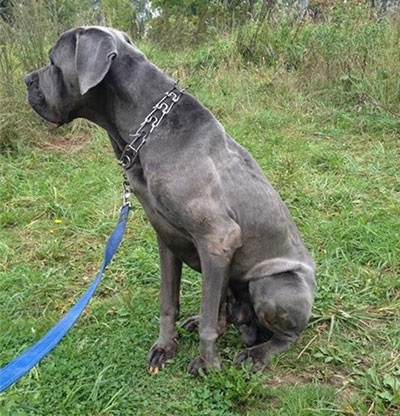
[25,26,316,375]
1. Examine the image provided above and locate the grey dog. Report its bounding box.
[24,26,316,375]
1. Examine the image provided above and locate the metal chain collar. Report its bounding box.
[120,85,184,169]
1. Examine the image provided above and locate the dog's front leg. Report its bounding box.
[187,223,241,375]
[148,235,182,374]
[187,256,227,375]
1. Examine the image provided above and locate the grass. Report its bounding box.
[1,9,400,416]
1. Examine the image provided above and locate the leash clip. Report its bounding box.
[122,183,132,208]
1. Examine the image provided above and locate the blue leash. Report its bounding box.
[0,203,130,393]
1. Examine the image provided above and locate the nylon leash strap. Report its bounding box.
[0,203,130,393]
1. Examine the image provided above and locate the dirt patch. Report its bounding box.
[267,372,315,387]
[267,369,358,408]
[38,133,91,154]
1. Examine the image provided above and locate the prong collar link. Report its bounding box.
[120,85,184,169]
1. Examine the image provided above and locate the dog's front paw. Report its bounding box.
[187,356,221,376]
[234,347,266,372]
[147,339,178,375]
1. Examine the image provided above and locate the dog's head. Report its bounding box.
[24,26,137,126]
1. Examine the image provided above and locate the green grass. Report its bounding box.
[1,28,400,416]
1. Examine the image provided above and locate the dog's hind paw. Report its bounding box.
[181,315,199,333]
[234,349,251,368]
[187,356,221,376]
[234,348,266,372]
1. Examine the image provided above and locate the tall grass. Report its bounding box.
[235,5,400,120]
[2,1,400,150]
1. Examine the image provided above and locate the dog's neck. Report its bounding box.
[77,56,175,158]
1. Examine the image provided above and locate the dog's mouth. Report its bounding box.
[46,120,62,129]
[36,112,64,129]
[26,89,67,129]
[30,104,66,129]
[42,109,74,129]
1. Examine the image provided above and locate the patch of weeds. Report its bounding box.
[353,361,400,413]
[201,366,270,413]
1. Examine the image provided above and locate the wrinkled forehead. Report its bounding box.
[49,27,133,62]
[50,29,76,62]
[83,26,136,49]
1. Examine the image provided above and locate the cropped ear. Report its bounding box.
[75,28,118,95]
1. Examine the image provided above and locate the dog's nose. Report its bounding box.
[24,73,34,87]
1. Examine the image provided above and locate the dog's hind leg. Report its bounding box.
[235,333,295,372]
[148,235,182,374]
[181,287,236,336]
[181,305,228,336]
[235,260,315,372]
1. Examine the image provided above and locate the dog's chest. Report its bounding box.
[126,167,201,271]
